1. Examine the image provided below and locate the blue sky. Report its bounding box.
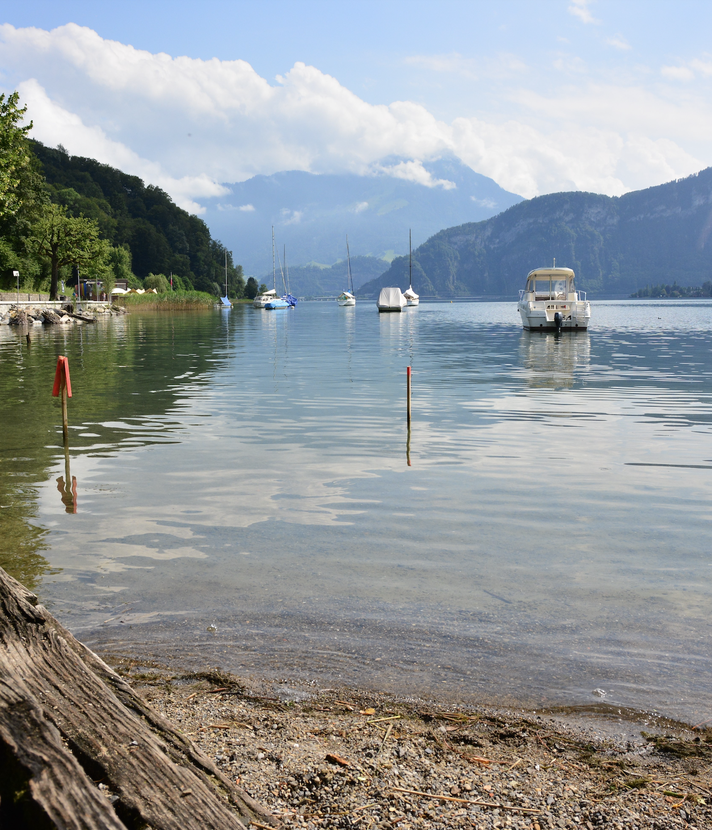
[2,0,712,210]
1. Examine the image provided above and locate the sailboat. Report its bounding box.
[265,229,290,309]
[403,229,419,307]
[337,236,356,306]
[219,250,232,307]
[282,245,298,307]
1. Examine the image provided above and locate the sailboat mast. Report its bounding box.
[224,250,228,298]
[346,235,353,295]
[409,228,412,290]
[272,226,276,292]
[284,245,290,294]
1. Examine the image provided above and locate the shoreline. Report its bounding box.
[108,652,711,830]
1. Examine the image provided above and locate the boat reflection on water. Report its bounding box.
[520,330,591,390]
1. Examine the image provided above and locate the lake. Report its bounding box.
[1,300,711,724]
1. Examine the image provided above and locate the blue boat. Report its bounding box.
[265,297,289,309]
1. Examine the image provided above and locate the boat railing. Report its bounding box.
[518,289,525,300]
[577,290,587,301]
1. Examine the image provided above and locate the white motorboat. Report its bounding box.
[518,266,590,331]
[377,286,407,312]
[404,229,419,306]
[337,236,356,307]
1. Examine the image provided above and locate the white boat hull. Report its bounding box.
[518,300,590,330]
[377,287,407,312]
[338,298,356,306]
[406,297,419,306]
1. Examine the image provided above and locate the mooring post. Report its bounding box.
[407,366,412,429]
[406,366,412,466]
[52,356,72,444]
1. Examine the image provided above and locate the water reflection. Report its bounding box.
[56,447,77,513]
[3,302,712,722]
[520,331,591,389]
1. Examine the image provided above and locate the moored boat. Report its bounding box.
[377,286,407,312]
[518,266,590,330]
[265,297,289,310]
[253,288,278,308]
[337,236,356,307]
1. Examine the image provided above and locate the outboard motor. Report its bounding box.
[554,311,563,329]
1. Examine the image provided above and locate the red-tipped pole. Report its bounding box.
[52,356,72,443]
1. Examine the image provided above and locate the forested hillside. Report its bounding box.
[0,101,242,298]
[31,142,240,294]
[360,169,712,298]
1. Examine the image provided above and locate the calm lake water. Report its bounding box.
[1,300,711,723]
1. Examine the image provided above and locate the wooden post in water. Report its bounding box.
[406,366,412,466]
[407,366,412,429]
[52,356,72,444]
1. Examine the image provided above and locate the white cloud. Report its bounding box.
[0,23,707,205]
[374,160,456,190]
[606,35,631,51]
[353,201,369,213]
[281,209,303,225]
[404,52,478,78]
[661,65,695,81]
[16,78,228,213]
[662,56,712,82]
[568,0,598,25]
[217,203,256,212]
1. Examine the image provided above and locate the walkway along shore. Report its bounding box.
[1,566,710,829]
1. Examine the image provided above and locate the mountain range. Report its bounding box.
[196,156,523,282]
[359,168,712,299]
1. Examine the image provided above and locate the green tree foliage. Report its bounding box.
[0,92,33,221]
[27,203,106,300]
[245,276,259,299]
[144,273,171,292]
[631,281,712,298]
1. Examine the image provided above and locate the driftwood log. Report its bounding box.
[0,566,280,829]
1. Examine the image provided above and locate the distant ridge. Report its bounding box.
[359,168,712,299]
[197,155,523,286]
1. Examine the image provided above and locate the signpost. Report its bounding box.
[13,270,19,304]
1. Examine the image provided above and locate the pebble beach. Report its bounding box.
[112,657,712,830]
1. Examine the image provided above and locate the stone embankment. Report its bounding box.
[0,303,126,326]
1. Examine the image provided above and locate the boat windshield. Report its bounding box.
[530,278,568,298]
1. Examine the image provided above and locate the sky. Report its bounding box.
[2,0,712,213]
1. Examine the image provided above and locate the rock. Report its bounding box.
[8,308,27,326]
[42,309,62,325]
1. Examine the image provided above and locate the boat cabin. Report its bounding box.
[522,268,577,302]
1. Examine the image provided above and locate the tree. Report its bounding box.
[245,277,259,299]
[144,273,170,292]
[0,92,33,221]
[27,204,105,300]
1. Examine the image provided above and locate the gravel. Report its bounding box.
[113,659,712,830]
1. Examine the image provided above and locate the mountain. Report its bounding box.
[359,168,712,298]
[30,142,238,293]
[197,156,523,286]
[276,256,391,298]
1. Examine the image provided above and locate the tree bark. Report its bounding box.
[49,251,60,301]
[0,566,280,830]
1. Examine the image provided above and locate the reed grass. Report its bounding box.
[118,290,216,309]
